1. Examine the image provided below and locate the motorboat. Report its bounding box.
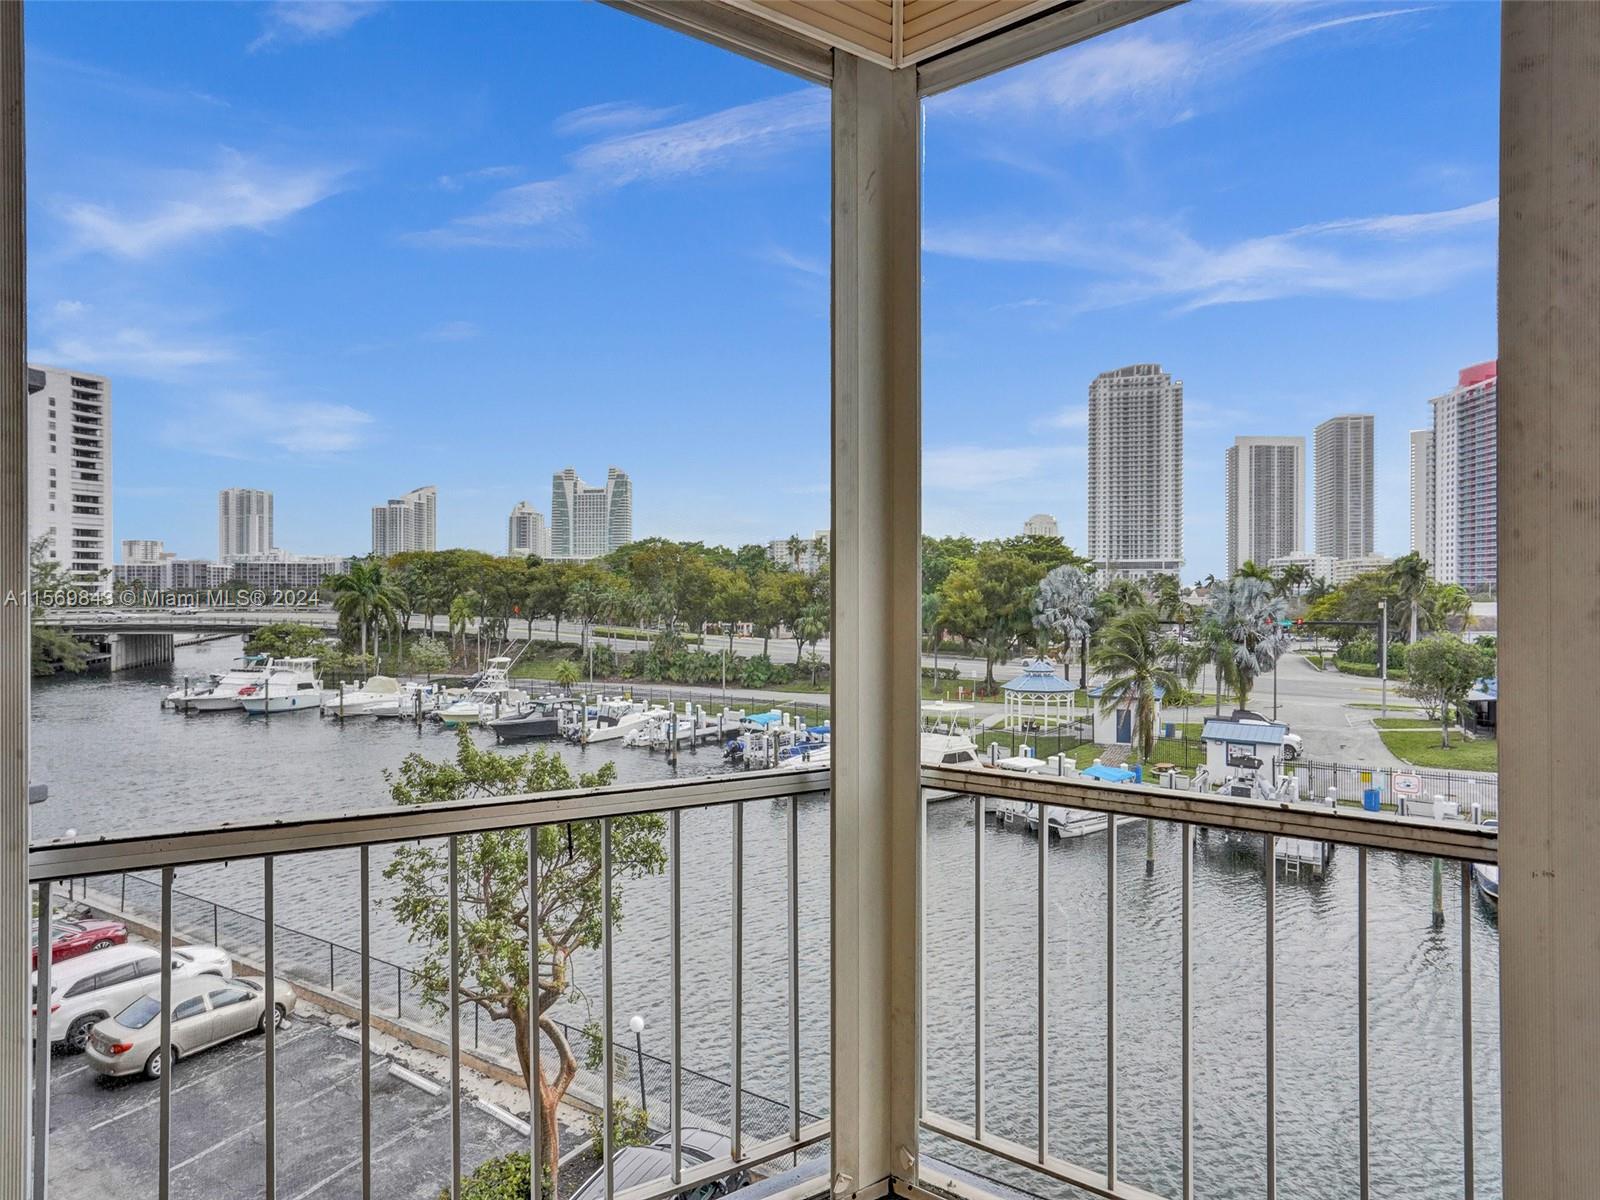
[921,731,982,768]
[370,681,445,720]
[238,658,324,714]
[576,702,669,744]
[166,656,271,712]
[436,657,528,725]
[323,675,402,717]
[489,708,563,742]
[1472,818,1499,906]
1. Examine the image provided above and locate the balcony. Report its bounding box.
[26,763,1496,1200]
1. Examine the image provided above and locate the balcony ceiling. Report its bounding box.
[727,0,1059,67]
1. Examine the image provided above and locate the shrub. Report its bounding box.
[441,1152,551,1200]
[587,1098,652,1160]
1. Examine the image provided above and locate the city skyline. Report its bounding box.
[25,2,1498,577]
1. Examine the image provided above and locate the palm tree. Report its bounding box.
[448,590,477,663]
[1090,607,1183,764]
[1390,552,1431,641]
[1277,562,1311,597]
[1206,577,1290,709]
[326,559,405,665]
[1031,564,1098,686]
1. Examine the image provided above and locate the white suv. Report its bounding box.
[32,943,232,1051]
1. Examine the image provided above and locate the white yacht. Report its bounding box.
[371,681,445,719]
[580,702,668,744]
[323,676,402,717]
[238,658,324,714]
[437,658,527,725]
[166,656,272,712]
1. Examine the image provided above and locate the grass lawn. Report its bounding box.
[1379,729,1498,772]
[1373,716,1455,730]
[1349,701,1422,712]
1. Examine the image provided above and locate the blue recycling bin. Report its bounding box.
[1363,788,1382,812]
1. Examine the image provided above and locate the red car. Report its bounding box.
[30,919,128,968]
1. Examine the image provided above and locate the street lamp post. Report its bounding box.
[629,1014,648,1121]
[1378,601,1389,719]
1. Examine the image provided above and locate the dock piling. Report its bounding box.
[1432,855,1445,929]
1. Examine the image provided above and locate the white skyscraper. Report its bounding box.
[549,467,633,561]
[1313,414,1375,561]
[371,485,437,557]
[507,501,549,558]
[218,488,274,562]
[1086,364,1183,579]
[27,365,112,593]
[121,539,172,565]
[1409,428,1436,563]
[1022,513,1060,539]
[1225,436,1305,577]
[1430,361,1498,592]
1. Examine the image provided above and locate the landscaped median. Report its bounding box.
[1375,724,1498,772]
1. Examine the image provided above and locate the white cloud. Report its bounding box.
[52,299,87,319]
[1034,404,1087,432]
[926,198,1497,313]
[412,89,827,248]
[553,101,681,138]
[31,325,236,379]
[250,1,382,52]
[163,394,374,458]
[932,5,1426,135]
[925,444,1082,491]
[761,245,827,279]
[423,320,479,342]
[58,151,344,259]
[435,165,520,192]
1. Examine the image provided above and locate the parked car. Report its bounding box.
[571,1129,750,1200]
[31,943,233,1051]
[1229,708,1304,761]
[85,974,295,1080]
[30,917,128,967]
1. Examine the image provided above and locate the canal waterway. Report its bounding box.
[31,640,1501,1199]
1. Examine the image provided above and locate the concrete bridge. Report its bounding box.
[36,608,340,671]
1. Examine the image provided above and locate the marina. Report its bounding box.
[29,639,1505,1199]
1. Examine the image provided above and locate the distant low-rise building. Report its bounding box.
[1328,554,1394,585]
[1022,513,1059,539]
[225,552,351,591]
[1267,551,1337,584]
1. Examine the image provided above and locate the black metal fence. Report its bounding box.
[72,871,819,1143]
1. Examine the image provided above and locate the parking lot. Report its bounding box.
[44,1015,531,1200]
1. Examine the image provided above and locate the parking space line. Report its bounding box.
[288,1100,451,1200]
[54,1065,92,1082]
[87,1025,319,1132]
[171,1066,362,1174]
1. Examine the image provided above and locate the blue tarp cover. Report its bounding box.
[1081,763,1137,783]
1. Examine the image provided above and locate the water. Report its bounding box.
[31,640,1501,1198]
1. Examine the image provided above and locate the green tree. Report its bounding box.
[26,535,92,676]
[1031,563,1097,685]
[1402,635,1493,748]
[552,660,580,691]
[937,547,1045,691]
[244,621,330,660]
[1090,606,1183,763]
[1390,552,1431,641]
[408,636,451,680]
[384,731,664,1192]
[1206,577,1290,709]
[326,558,405,663]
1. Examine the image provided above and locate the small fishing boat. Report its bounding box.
[323,676,402,717]
[436,658,527,725]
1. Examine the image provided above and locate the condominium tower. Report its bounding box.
[1409,429,1436,561]
[1225,436,1305,577]
[371,485,437,557]
[507,501,549,558]
[218,488,274,562]
[1313,414,1375,560]
[1023,513,1060,539]
[550,467,632,561]
[26,365,112,592]
[1428,361,1498,591]
[1086,364,1183,579]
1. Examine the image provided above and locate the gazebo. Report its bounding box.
[1002,659,1079,741]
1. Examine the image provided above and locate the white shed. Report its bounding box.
[1201,716,1290,783]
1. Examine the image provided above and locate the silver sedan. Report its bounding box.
[84,973,296,1080]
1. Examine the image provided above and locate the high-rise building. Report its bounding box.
[1430,361,1498,592]
[507,501,549,558]
[121,539,172,565]
[1086,364,1183,579]
[27,365,112,593]
[549,467,633,561]
[1022,513,1059,539]
[371,485,437,557]
[1409,429,1436,562]
[1313,414,1375,560]
[766,531,830,575]
[218,488,274,562]
[1224,436,1305,577]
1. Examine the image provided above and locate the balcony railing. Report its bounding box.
[27,764,1498,1200]
[28,768,832,1200]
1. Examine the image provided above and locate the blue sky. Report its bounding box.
[25,1,1499,580]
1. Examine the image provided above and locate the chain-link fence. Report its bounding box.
[72,871,820,1144]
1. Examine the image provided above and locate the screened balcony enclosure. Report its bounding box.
[5,4,1600,1200]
